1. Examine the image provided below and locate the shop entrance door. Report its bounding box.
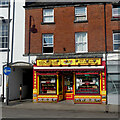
[63,74,74,100]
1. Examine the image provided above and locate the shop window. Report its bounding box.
[0,0,8,6]
[113,33,120,51]
[108,73,120,94]
[43,9,54,23]
[0,24,8,48]
[108,81,120,94]
[39,75,57,94]
[75,32,88,53]
[112,5,120,18]
[75,7,87,22]
[76,74,100,94]
[42,34,54,54]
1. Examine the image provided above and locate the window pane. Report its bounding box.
[75,7,87,21]
[0,24,8,48]
[114,44,120,50]
[43,9,54,23]
[83,43,87,51]
[43,47,53,53]
[0,0,8,5]
[108,81,120,94]
[108,74,120,81]
[75,32,87,52]
[43,16,54,22]
[114,34,120,40]
[76,74,100,94]
[112,8,120,17]
[39,75,57,94]
[43,9,53,16]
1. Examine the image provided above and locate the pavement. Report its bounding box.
[2,99,120,112]
[1,99,120,119]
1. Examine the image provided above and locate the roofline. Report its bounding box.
[24,1,120,9]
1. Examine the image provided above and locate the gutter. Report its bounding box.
[11,0,15,63]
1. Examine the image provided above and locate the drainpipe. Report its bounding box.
[6,0,11,105]
[11,0,15,63]
[104,3,108,106]
[28,16,32,63]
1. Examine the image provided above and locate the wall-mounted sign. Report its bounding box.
[3,67,11,76]
[37,58,101,66]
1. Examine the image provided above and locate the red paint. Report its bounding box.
[37,73,58,76]
[76,72,99,75]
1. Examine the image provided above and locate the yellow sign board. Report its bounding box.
[37,58,101,66]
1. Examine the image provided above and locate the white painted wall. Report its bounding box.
[0,0,37,101]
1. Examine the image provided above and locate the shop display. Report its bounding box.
[39,75,57,94]
[76,74,100,94]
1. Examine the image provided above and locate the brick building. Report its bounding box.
[24,0,120,104]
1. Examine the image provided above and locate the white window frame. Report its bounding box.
[113,33,120,51]
[112,7,120,18]
[75,32,88,53]
[0,23,8,49]
[42,34,54,54]
[75,7,87,21]
[43,9,54,23]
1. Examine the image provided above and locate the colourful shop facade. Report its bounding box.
[33,58,106,104]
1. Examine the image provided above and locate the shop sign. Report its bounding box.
[37,58,101,66]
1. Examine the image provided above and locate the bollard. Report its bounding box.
[20,84,22,102]
[105,104,109,113]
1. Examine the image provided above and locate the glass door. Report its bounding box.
[63,74,73,100]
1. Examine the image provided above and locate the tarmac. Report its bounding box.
[2,99,120,113]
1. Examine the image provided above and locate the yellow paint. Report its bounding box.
[66,95,73,98]
[100,72,102,94]
[102,99,106,101]
[101,91,106,95]
[59,95,63,101]
[74,96,101,98]
[33,89,37,93]
[37,76,39,95]
[57,75,59,95]
[74,72,75,95]
[37,58,102,66]
[38,95,57,98]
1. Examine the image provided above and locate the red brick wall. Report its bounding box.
[25,4,120,54]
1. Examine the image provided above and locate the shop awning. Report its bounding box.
[33,66,104,71]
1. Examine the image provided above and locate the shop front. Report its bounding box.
[33,58,106,104]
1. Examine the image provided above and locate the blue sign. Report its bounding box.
[3,67,11,76]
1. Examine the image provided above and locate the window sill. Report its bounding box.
[76,51,88,53]
[74,20,88,23]
[0,5,9,8]
[43,53,54,55]
[111,18,120,21]
[41,22,55,25]
[0,49,9,52]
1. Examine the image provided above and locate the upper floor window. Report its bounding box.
[112,5,120,18]
[42,34,54,54]
[0,0,8,6]
[113,32,120,51]
[75,32,88,53]
[75,7,87,21]
[0,24,8,48]
[43,9,54,23]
